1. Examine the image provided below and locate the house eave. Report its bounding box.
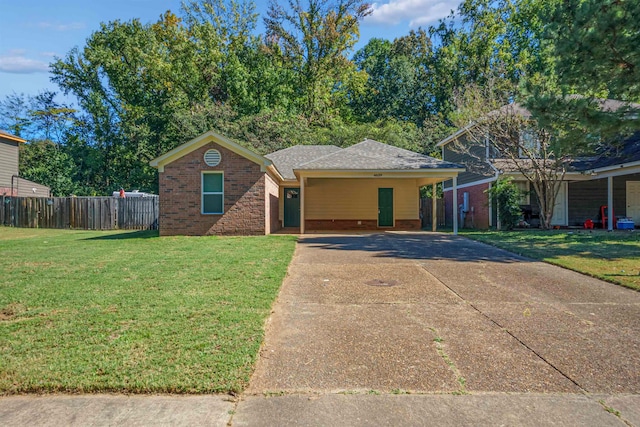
[436,126,474,147]
[0,133,27,143]
[294,168,465,179]
[590,160,640,175]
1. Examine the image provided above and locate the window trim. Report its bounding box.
[201,171,224,215]
[519,129,541,158]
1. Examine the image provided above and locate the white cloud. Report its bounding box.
[366,0,459,27]
[40,52,58,58]
[37,22,85,31]
[0,56,49,74]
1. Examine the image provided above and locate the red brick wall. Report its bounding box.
[159,142,266,236]
[305,219,421,231]
[444,182,491,229]
[264,173,281,234]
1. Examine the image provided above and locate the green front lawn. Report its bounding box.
[464,229,640,291]
[0,228,297,394]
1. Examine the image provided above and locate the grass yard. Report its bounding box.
[0,227,297,394]
[464,229,640,291]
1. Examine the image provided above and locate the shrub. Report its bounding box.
[486,178,523,230]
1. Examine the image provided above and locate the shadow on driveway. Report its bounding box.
[300,232,529,263]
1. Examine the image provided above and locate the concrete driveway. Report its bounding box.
[248,232,640,395]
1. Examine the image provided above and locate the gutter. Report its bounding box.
[590,159,640,174]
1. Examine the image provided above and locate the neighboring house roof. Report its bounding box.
[436,103,530,148]
[295,139,462,172]
[569,131,640,172]
[0,129,26,143]
[265,145,341,180]
[460,132,639,177]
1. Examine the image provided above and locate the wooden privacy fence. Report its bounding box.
[0,196,158,230]
[420,197,446,229]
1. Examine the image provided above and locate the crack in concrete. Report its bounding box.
[420,264,588,394]
[429,327,467,395]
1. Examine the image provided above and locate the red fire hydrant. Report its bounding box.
[583,219,594,229]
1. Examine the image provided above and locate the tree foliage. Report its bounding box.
[2,0,635,205]
[265,0,371,121]
[486,177,524,230]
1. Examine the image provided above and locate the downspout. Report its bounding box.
[11,174,19,197]
[487,159,501,229]
[10,174,19,227]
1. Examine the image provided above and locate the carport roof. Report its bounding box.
[294,139,462,172]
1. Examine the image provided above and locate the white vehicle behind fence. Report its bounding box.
[111,190,156,198]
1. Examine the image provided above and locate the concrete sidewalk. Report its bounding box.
[1,393,638,426]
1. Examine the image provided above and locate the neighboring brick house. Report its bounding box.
[0,130,50,197]
[438,108,640,229]
[150,131,464,236]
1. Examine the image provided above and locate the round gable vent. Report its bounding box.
[204,149,221,167]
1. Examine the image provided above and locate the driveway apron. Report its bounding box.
[247,232,640,394]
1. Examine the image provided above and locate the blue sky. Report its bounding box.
[0,0,461,102]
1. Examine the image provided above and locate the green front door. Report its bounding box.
[378,188,394,227]
[284,188,300,227]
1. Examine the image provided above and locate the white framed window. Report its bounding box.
[202,172,224,214]
[519,129,541,158]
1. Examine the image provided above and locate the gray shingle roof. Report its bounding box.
[295,139,462,171]
[265,145,342,180]
[570,131,640,171]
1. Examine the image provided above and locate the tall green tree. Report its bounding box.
[0,93,31,137]
[524,0,640,146]
[19,141,79,197]
[352,34,428,124]
[264,0,371,121]
[548,0,640,101]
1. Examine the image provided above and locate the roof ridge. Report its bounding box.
[266,144,341,157]
[294,146,345,168]
[347,138,435,159]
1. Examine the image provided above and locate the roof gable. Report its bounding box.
[150,130,273,173]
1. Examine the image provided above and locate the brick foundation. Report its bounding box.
[305,219,421,231]
[159,142,267,236]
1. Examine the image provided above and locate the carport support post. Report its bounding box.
[300,176,305,234]
[608,176,614,231]
[452,177,458,235]
[432,183,437,232]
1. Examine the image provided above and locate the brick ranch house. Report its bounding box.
[150,131,464,236]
